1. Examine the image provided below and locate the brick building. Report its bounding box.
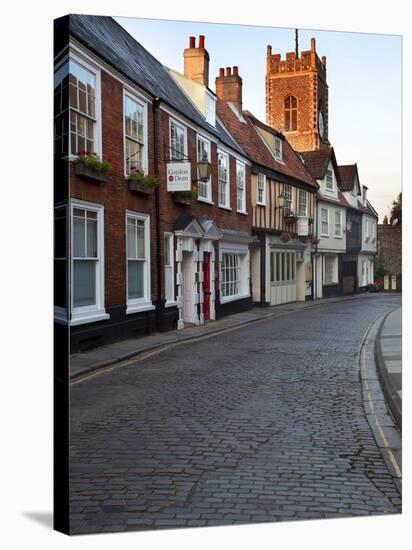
[54,15,253,352]
[377,220,402,290]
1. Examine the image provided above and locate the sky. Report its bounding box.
[115,16,402,221]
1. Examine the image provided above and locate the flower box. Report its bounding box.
[173,193,193,205]
[127,179,154,196]
[74,162,108,183]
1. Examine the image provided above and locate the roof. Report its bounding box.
[357,200,379,218]
[300,148,342,185]
[216,100,318,189]
[55,14,244,156]
[339,164,360,193]
[317,190,350,209]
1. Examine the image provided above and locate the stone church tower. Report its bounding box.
[265,37,330,152]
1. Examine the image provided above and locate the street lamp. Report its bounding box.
[196,158,212,182]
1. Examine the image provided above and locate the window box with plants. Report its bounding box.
[126,167,159,196]
[173,185,198,206]
[73,152,112,183]
[283,209,298,223]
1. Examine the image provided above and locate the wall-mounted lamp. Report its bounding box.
[276,192,285,209]
[346,221,352,232]
[196,158,212,182]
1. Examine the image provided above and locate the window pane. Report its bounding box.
[136,221,145,259]
[73,260,96,307]
[128,260,144,299]
[164,235,171,266]
[73,216,85,257]
[86,218,97,258]
[127,220,137,259]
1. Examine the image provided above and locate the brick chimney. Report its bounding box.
[183,35,210,87]
[383,215,388,225]
[215,66,243,113]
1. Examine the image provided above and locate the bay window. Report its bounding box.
[124,92,146,175]
[257,173,266,205]
[197,136,211,202]
[71,201,108,325]
[324,255,338,285]
[218,150,230,208]
[170,119,186,160]
[126,212,153,313]
[220,254,242,299]
[236,161,246,212]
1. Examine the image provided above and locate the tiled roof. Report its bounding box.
[317,190,350,209]
[339,164,358,191]
[55,14,244,156]
[300,148,334,180]
[357,200,379,218]
[216,101,318,189]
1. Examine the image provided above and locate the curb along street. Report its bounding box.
[70,294,381,382]
[375,307,402,430]
[359,309,402,495]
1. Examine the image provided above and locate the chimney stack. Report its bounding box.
[183,35,210,87]
[215,65,243,113]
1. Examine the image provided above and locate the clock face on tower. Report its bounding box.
[318,110,324,139]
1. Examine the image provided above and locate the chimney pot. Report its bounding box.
[226,67,231,76]
[219,67,225,77]
[322,55,326,65]
[199,35,205,49]
[233,66,239,76]
[189,36,195,48]
[267,45,272,56]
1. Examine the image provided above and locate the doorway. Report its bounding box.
[202,252,211,321]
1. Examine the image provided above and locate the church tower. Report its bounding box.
[265,37,329,152]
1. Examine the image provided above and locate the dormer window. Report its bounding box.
[284,95,297,131]
[274,137,282,161]
[325,169,333,191]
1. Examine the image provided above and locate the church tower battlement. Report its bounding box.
[266,37,329,152]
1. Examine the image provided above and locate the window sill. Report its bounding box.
[197,197,214,205]
[256,202,266,207]
[334,235,343,239]
[237,210,248,216]
[165,300,177,308]
[126,302,156,315]
[220,292,250,304]
[70,310,110,326]
[218,205,232,211]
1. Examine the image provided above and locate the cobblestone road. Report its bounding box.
[69,295,401,534]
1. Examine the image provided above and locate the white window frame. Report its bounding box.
[257,173,266,206]
[169,118,188,160]
[66,54,102,159]
[217,149,230,209]
[365,218,370,239]
[123,89,148,177]
[164,232,176,307]
[125,211,155,314]
[236,160,246,213]
[274,137,282,161]
[196,135,212,203]
[298,189,307,216]
[320,207,329,237]
[283,183,293,213]
[70,199,109,326]
[219,250,249,303]
[325,169,334,191]
[334,210,343,238]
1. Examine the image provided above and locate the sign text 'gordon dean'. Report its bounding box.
[166,162,191,192]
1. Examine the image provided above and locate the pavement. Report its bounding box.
[71,293,386,380]
[69,294,401,534]
[375,307,402,429]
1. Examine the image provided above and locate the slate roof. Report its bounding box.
[339,164,359,192]
[55,14,244,156]
[357,200,379,218]
[216,100,317,189]
[316,190,350,209]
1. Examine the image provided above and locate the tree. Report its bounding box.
[390,192,402,225]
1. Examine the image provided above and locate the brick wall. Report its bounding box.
[377,224,402,275]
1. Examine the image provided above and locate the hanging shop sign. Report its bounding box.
[166,162,191,192]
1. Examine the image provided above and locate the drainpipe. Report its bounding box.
[152,97,163,331]
[259,231,266,306]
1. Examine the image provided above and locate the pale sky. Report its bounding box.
[116,16,402,221]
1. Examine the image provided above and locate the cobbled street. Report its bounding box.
[69,295,401,534]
